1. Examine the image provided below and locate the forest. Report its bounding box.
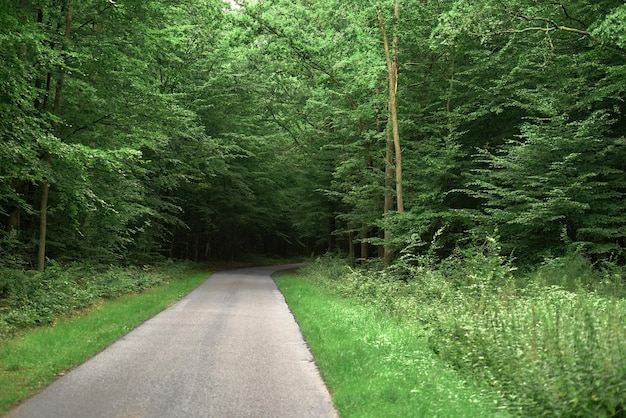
[1,1,626,416]
[2,0,626,269]
[1,0,625,269]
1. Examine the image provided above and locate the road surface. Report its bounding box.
[7,265,337,418]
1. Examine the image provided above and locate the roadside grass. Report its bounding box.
[275,274,509,418]
[295,252,626,417]
[0,269,209,415]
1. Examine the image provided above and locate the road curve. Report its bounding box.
[7,265,337,418]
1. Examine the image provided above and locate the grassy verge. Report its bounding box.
[292,253,626,417]
[0,269,209,415]
[275,273,509,418]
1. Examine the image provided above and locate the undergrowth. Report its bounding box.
[276,274,509,417]
[304,245,626,417]
[0,269,209,414]
[0,260,191,338]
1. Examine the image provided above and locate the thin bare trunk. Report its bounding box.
[378,2,404,214]
[391,1,403,213]
[13,1,30,235]
[348,231,355,264]
[37,181,49,272]
[375,91,387,259]
[360,225,369,263]
[379,1,402,265]
[383,127,395,266]
[38,0,73,272]
[327,211,336,252]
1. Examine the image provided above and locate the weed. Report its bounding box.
[301,249,626,417]
[276,274,509,417]
[0,262,190,338]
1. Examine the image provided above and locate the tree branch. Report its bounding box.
[548,2,587,27]
[69,114,112,137]
[514,13,591,36]
[75,0,117,32]
[506,11,626,56]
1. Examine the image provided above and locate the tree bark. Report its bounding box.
[360,225,369,263]
[37,0,73,272]
[391,0,403,214]
[348,231,355,264]
[37,181,50,272]
[378,1,404,215]
[379,1,402,266]
[383,127,395,266]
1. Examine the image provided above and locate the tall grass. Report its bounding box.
[432,284,626,416]
[302,250,626,417]
[276,273,509,417]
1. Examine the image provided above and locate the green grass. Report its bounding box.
[275,274,509,418]
[0,269,209,415]
[295,255,626,417]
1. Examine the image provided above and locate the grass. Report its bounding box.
[0,269,209,415]
[275,273,509,418]
[293,254,626,417]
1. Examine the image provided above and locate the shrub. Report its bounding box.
[304,250,626,417]
[430,285,626,417]
[0,261,187,338]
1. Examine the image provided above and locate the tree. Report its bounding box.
[436,0,626,262]
[3,0,625,269]
[377,0,403,216]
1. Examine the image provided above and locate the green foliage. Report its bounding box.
[304,254,626,417]
[592,4,626,50]
[0,262,189,338]
[276,272,508,417]
[467,99,626,263]
[431,286,626,417]
[2,0,626,270]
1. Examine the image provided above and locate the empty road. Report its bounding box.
[7,265,337,418]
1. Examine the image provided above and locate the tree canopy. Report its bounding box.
[1,0,625,269]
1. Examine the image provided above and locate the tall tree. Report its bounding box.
[377,0,403,216]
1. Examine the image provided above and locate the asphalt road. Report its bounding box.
[7,265,337,418]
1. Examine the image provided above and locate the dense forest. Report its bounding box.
[2,2,626,416]
[1,0,625,269]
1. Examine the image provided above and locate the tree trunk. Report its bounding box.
[37,0,73,272]
[383,127,395,266]
[348,231,355,264]
[327,204,336,252]
[360,226,369,263]
[378,1,404,215]
[37,181,49,272]
[5,180,22,232]
[379,1,403,267]
[391,0,403,214]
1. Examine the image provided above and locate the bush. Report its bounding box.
[0,261,188,338]
[430,286,626,417]
[304,248,626,417]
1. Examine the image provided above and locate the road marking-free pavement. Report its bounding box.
[7,265,338,418]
